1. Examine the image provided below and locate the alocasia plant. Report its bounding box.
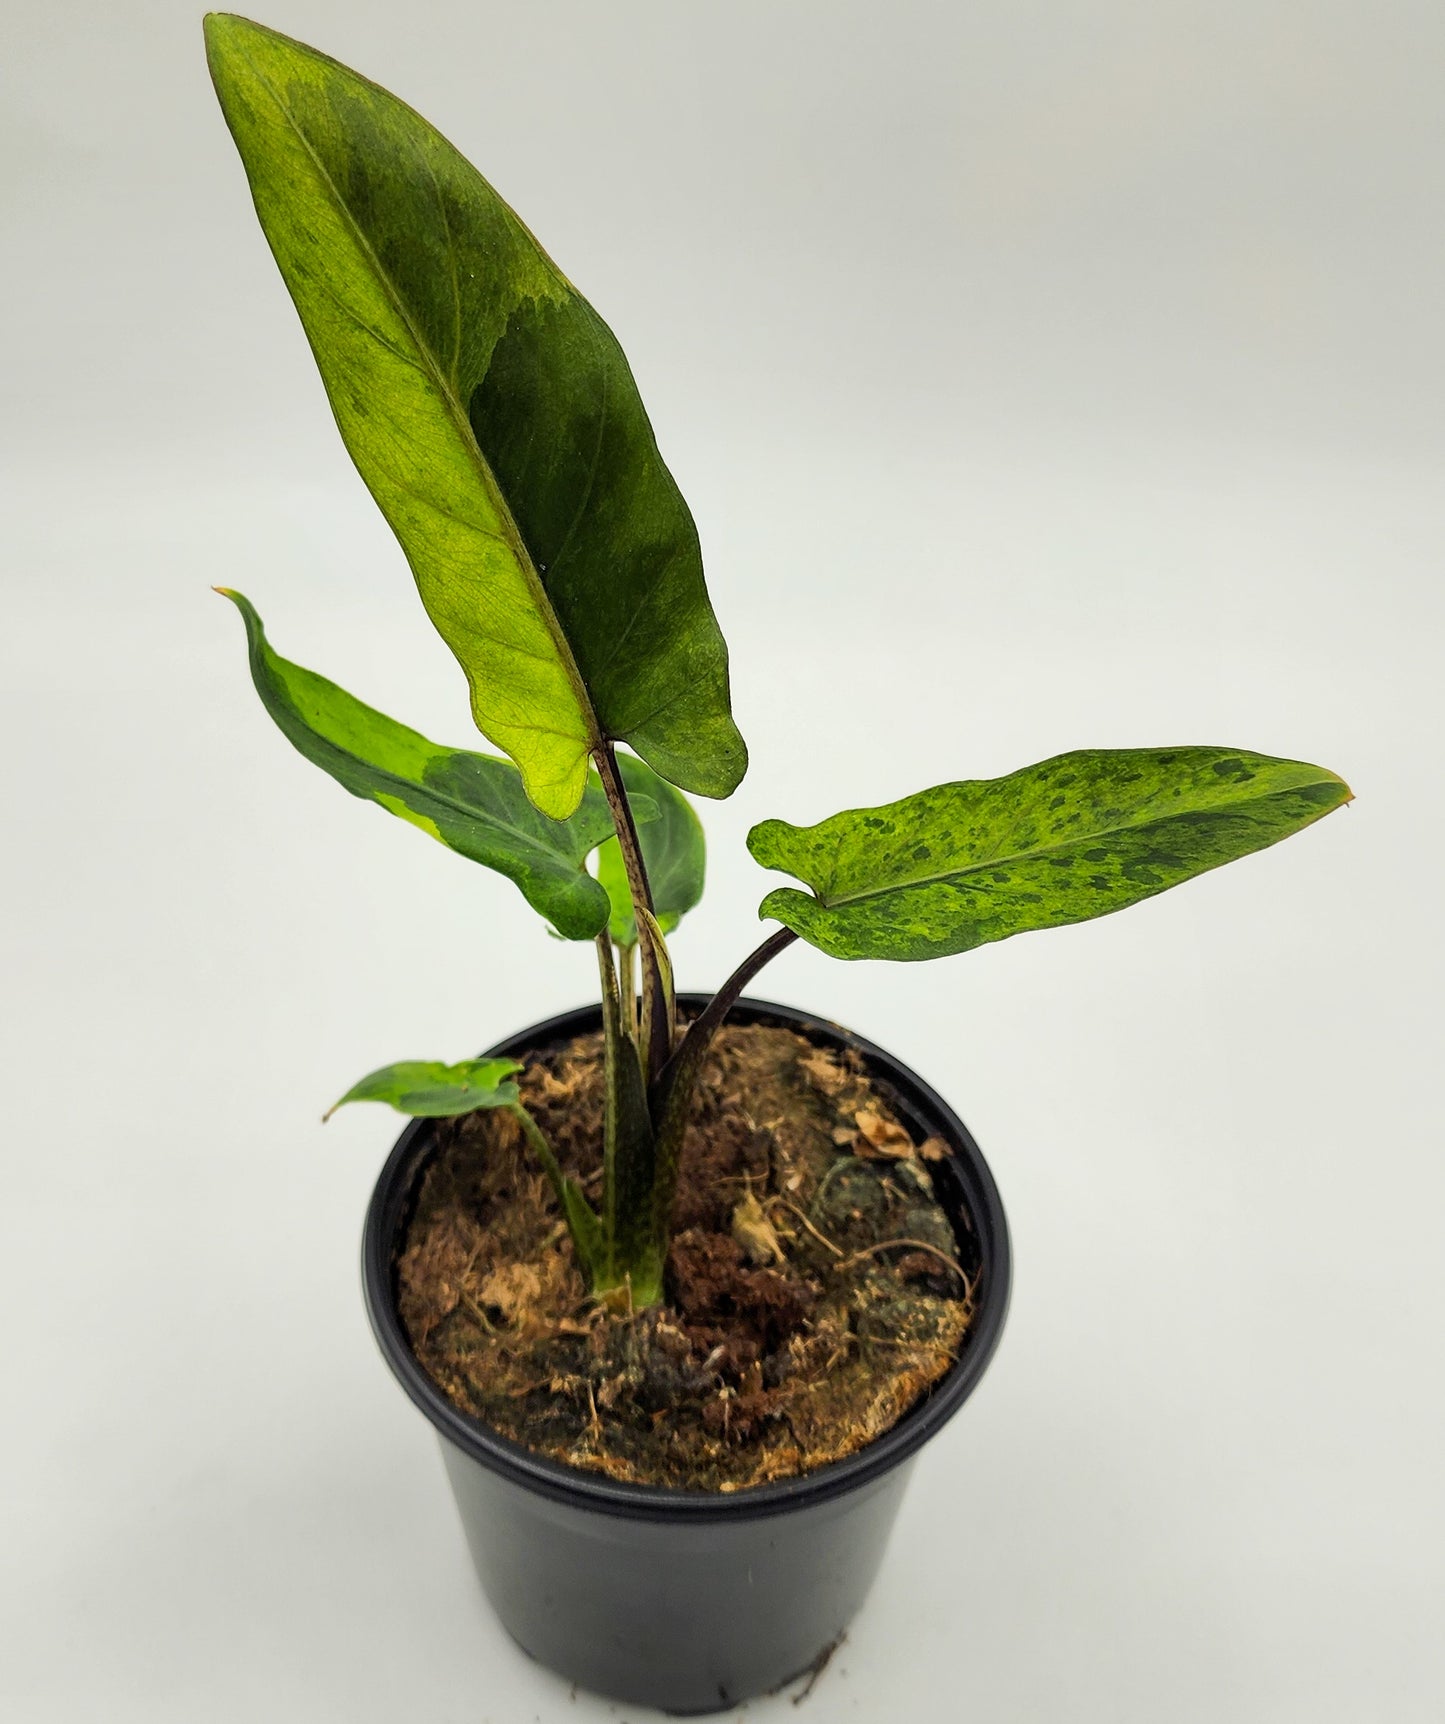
[207,15,1351,1308]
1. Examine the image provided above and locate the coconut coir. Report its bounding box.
[396,1019,977,1490]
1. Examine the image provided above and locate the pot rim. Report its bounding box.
[362,994,1011,1523]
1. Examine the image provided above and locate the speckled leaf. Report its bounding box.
[218,589,652,941]
[324,1058,521,1120]
[595,752,706,945]
[206,16,745,818]
[749,748,1352,961]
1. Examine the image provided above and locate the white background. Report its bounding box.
[3,3,1442,1719]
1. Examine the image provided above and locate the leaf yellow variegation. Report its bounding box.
[750,748,1352,960]
[205,14,745,817]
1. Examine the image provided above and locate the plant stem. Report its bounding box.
[670,926,798,1077]
[510,1101,568,1202]
[642,925,799,1262]
[595,932,622,1263]
[593,743,655,915]
[592,742,671,1081]
[511,1099,606,1284]
[617,940,637,1039]
[595,932,662,1301]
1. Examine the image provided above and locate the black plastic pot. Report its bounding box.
[362,996,1011,1715]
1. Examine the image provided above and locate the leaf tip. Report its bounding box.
[1313,765,1354,813]
[203,11,251,43]
[202,11,247,62]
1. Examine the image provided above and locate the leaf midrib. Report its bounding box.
[795,777,1334,909]
[241,45,600,755]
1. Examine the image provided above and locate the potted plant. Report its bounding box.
[205,14,1352,1714]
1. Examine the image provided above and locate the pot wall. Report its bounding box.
[440,1439,913,1712]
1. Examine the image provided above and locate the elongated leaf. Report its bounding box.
[324,1058,521,1120]
[595,752,706,945]
[205,15,746,818]
[749,747,1352,961]
[219,589,655,941]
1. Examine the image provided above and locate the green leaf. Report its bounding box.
[205,15,746,818]
[749,747,1352,961]
[595,752,706,945]
[219,589,651,941]
[324,1057,522,1120]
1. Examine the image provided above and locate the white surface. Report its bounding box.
[3,3,1442,1720]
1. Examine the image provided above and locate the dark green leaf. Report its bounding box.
[595,752,706,945]
[205,15,745,818]
[749,747,1352,961]
[219,589,650,941]
[324,1057,521,1120]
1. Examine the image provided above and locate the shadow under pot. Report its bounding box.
[362,995,1012,1715]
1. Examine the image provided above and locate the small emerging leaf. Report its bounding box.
[324,1058,522,1121]
[219,590,657,940]
[595,752,707,946]
[750,747,1352,961]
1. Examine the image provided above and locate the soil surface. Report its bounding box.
[396,1018,978,1491]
